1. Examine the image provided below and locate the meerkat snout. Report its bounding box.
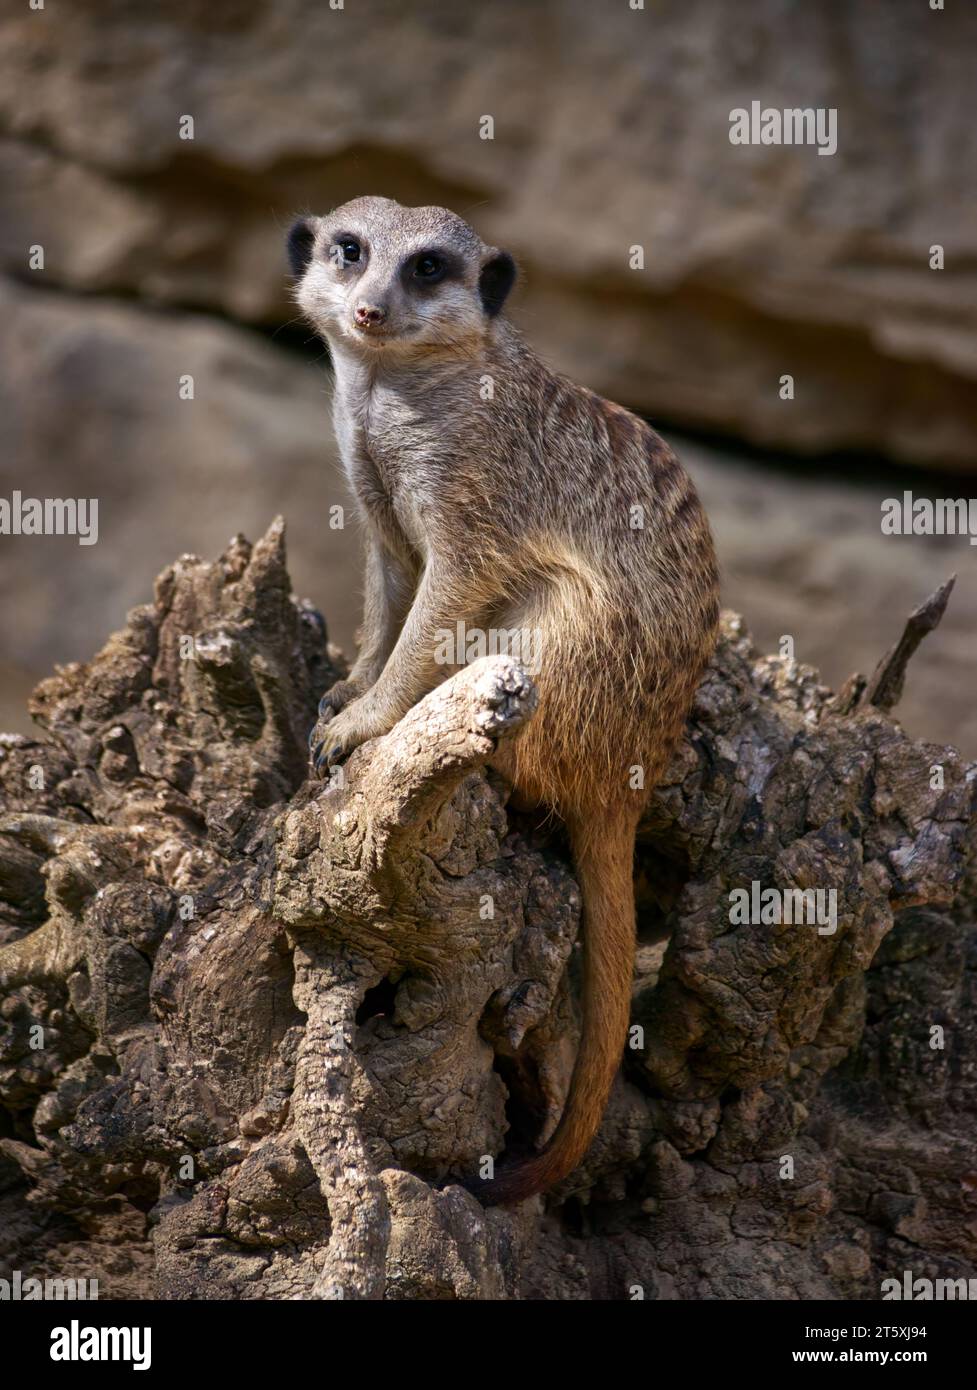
[353,302,387,330]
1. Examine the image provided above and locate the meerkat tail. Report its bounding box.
[469,805,639,1206]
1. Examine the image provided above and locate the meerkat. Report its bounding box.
[288,196,719,1205]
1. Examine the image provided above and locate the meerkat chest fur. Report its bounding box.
[329,343,479,555]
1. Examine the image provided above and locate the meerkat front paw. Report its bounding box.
[313,676,364,726]
[309,695,391,778]
[308,678,365,769]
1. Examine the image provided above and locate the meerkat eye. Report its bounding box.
[413,253,445,281]
[337,238,361,264]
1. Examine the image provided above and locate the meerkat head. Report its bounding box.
[287,196,516,356]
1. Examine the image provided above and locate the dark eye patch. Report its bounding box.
[330,233,364,268]
[402,248,457,287]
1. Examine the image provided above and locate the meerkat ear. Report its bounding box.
[479,251,516,317]
[287,218,317,278]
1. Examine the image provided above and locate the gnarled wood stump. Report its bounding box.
[1,523,973,1300]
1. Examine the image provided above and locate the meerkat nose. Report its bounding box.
[354,303,387,327]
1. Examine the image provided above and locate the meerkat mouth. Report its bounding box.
[347,323,424,350]
[347,328,391,349]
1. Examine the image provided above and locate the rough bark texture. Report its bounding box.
[1,522,974,1300]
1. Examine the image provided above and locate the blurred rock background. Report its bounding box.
[0,0,974,751]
